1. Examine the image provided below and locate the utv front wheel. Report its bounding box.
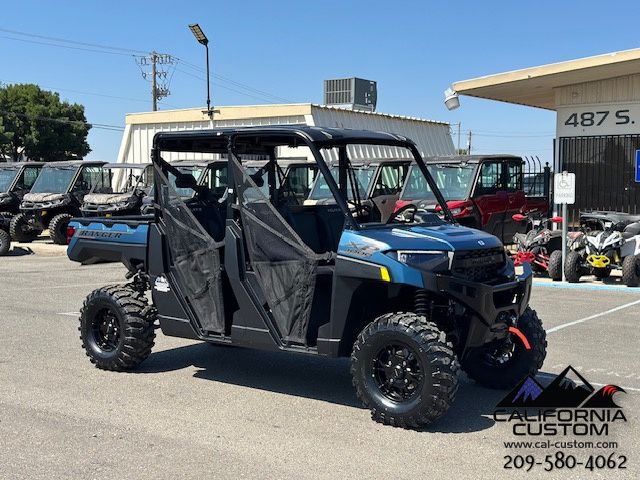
[622,255,640,287]
[79,285,156,371]
[564,251,584,283]
[49,213,73,245]
[0,229,10,256]
[547,250,563,281]
[9,213,40,243]
[351,312,459,429]
[462,307,546,390]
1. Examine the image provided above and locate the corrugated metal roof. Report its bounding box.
[119,103,454,164]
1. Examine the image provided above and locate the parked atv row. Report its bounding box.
[510,210,640,287]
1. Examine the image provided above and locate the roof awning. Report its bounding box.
[452,48,640,110]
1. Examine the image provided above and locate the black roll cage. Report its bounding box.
[151,128,455,228]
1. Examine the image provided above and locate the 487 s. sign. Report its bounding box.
[557,103,640,137]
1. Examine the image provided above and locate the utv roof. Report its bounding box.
[326,157,412,167]
[41,160,107,167]
[422,154,522,165]
[0,161,45,167]
[103,162,150,169]
[154,126,415,153]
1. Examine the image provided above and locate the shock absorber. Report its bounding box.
[414,289,429,318]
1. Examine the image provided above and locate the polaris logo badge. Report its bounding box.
[154,276,170,293]
[478,240,486,246]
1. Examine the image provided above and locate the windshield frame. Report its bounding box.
[400,162,478,203]
[29,166,79,194]
[0,166,21,193]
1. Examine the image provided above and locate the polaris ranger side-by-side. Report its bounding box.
[11,161,106,244]
[0,162,43,254]
[67,127,546,429]
[81,163,152,217]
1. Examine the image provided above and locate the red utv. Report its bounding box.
[395,155,549,244]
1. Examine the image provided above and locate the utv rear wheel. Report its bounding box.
[9,213,40,243]
[547,250,563,281]
[462,307,546,390]
[564,251,583,283]
[0,229,10,256]
[79,285,156,371]
[49,213,73,245]
[351,312,459,429]
[622,255,640,287]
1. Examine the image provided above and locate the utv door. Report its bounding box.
[503,160,527,240]
[472,160,508,241]
[371,163,409,222]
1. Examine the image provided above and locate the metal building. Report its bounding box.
[447,48,640,221]
[117,103,454,164]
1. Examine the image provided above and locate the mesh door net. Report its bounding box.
[155,164,225,334]
[231,156,332,344]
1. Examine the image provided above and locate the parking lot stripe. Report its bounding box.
[547,298,640,334]
[532,279,639,293]
[57,312,79,317]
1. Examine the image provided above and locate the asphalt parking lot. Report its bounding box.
[1,254,638,479]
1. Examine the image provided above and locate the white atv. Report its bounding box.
[565,211,640,287]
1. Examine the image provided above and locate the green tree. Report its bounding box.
[0,83,91,162]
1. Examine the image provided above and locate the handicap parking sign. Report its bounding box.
[636,150,640,183]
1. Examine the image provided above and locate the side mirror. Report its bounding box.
[175,174,198,190]
[512,214,526,222]
[551,216,563,224]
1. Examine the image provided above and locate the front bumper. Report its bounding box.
[423,263,533,349]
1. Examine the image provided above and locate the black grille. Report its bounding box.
[451,247,505,283]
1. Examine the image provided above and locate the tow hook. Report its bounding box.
[508,326,531,350]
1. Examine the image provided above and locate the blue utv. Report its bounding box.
[68,126,546,429]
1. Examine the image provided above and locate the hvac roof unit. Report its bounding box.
[324,77,377,112]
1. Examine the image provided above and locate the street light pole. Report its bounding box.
[188,23,212,116]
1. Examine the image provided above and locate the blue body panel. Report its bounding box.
[337,223,503,288]
[67,219,149,264]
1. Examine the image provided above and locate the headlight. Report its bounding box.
[392,250,451,270]
[449,207,463,215]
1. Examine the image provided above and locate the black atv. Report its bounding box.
[81,163,152,217]
[511,212,565,280]
[11,161,106,245]
[0,162,44,253]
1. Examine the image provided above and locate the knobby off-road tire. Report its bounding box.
[351,312,459,429]
[547,250,563,281]
[622,255,640,287]
[0,229,10,256]
[49,213,73,245]
[9,213,40,243]
[564,250,584,283]
[79,285,156,371]
[462,307,546,390]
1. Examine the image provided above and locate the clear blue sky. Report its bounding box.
[1,0,639,164]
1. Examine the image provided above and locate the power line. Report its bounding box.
[0,34,136,57]
[0,109,124,131]
[0,27,146,54]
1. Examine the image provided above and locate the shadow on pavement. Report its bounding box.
[135,342,540,434]
[7,246,34,256]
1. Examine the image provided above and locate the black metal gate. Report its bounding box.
[559,135,640,224]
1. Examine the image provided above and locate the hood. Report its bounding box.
[340,223,502,255]
[23,192,66,203]
[83,193,133,205]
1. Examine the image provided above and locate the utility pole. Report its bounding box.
[135,52,175,111]
[456,122,461,152]
[151,51,158,111]
[467,130,472,154]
